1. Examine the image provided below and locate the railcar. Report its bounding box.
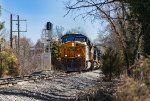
[60,33,101,72]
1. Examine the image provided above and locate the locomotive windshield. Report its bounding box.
[61,34,91,45]
[62,36,86,43]
[74,37,85,42]
[62,36,74,43]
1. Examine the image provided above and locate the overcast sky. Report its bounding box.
[0,0,100,43]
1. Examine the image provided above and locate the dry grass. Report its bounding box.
[117,56,150,101]
[117,77,150,101]
[131,56,150,86]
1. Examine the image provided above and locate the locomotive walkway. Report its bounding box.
[0,70,104,101]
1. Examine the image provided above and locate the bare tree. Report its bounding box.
[64,0,142,74]
[55,26,64,39]
[19,37,33,75]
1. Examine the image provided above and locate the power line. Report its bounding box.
[0,7,28,55]
[1,7,25,20]
[1,7,18,17]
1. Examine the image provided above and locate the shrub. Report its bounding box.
[0,50,20,77]
[101,47,124,81]
[51,41,62,70]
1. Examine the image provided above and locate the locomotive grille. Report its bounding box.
[62,58,84,72]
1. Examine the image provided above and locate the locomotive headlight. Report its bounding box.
[65,55,67,57]
[72,43,75,47]
[78,54,81,57]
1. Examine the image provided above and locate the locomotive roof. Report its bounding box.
[61,33,89,40]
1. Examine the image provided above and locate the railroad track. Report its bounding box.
[0,68,100,88]
[0,71,79,88]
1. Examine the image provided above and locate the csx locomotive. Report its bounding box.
[60,33,101,72]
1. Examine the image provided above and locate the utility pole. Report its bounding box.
[10,14,13,48]
[0,41,2,73]
[17,15,20,54]
[10,14,27,54]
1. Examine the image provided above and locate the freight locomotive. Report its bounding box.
[60,32,101,72]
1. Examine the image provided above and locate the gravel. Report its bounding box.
[0,70,102,101]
